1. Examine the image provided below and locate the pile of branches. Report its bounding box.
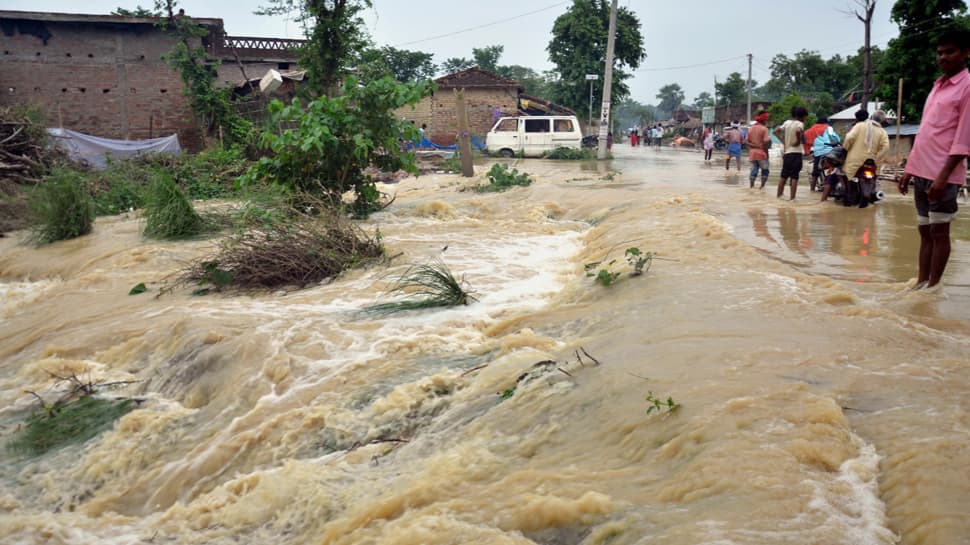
[0,106,60,186]
[181,206,385,290]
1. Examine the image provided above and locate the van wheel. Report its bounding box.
[500,148,515,158]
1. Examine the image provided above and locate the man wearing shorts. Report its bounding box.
[898,29,970,289]
[724,121,743,171]
[747,112,771,188]
[774,106,808,200]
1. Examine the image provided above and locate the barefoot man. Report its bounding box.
[898,29,970,289]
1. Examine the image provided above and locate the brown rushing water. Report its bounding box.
[1,145,968,545]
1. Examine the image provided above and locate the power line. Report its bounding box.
[393,1,569,47]
[636,55,747,72]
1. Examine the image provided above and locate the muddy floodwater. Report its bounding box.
[1,145,968,545]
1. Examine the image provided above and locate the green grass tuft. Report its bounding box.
[543,147,595,160]
[8,396,135,456]
[143,172,205,239]
[475,164,533,193]
[363,258,476,315]
[28,167,95,244]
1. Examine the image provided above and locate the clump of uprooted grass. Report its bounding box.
[28,167,96,244]
[474,163,533,192]
[9,395,135,456]
[362,258,476,315]
[143,171,206,239]
[181,203,385,291]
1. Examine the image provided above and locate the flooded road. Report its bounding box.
[1,146,968,545]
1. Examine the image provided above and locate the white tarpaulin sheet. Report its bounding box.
[47,128,181,170]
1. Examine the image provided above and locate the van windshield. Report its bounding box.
[494,118,518,132]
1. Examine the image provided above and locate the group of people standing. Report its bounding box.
[629,125,664,147]
[722,28,970,290]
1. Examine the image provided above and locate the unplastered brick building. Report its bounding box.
[0,10,303,148]
[399,67,575,145]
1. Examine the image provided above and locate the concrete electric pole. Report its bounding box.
[746,53,753,124]
[596,0,619,160]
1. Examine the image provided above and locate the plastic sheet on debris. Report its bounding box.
[46,128,182,170]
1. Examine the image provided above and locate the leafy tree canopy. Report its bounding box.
[256,0,372,96]
[547,0,646,117]
[768,94,816,127]
[472,45,504,72]
[357,46,436,83]
[715,72,752,107]
[655,83,685,117]
[441,57,475,74]
[876,0,970,121]
[112,5,159,16]
[692,91,714,109]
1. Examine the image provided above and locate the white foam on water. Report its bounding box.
[0,279,60,318]
[806,441,899,545]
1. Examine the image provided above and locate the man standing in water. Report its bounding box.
[723,121,744,171]
[747,112,771,188]
[774,106,808,199]
[898,29,970,289]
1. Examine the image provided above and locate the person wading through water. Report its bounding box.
[774,106,808,200]
[747,112,771,188]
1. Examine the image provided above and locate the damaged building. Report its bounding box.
[0,10,304,148]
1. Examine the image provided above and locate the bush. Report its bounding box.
[29,168,95,244]
[182,203,384,290]
[143,172,205,239]
[475,163,534,192]
[543,147,594,160]
[239,76,433,216]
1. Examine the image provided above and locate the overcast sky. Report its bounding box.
[6,0,901,103]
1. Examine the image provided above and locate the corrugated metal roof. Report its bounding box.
[889,124,920,136]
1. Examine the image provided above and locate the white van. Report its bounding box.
[485,115,583,158]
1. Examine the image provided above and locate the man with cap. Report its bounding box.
[747,112,772,188]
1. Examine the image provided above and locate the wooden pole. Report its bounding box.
[455,89,474,177]
[895,78,903,167]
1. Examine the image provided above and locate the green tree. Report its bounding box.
[440,57,475,75]
[357,46,436,83]
[472,45,504,72]
[112,5,158,16]
[241,77,433,216]
[655,83,685,117]
[692,91,714,108]
[715,72,751,106]
[256,0,372,96]
[876,0,970,121]
[547,0,646,117]
[496,65,552,97]
[768,94,815,127]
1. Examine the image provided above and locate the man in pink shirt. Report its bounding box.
[898,29,970,289]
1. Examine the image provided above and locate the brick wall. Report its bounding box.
[399,87,519,145]
[0,20,206,147]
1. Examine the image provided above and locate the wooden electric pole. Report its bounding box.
[596,0,619,160]
[455,88,474,177]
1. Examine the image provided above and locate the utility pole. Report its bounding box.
[853,0,876,110]
[746,53,753,124]
[596,0,619,159]
[586,74,599,136]
[713,75,718,127]
[455,89,474,177]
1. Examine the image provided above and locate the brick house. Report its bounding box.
[0,10,303,149]
[399,67,574,146]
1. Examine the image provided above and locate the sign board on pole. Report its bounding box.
[585,74,599,80]
[701,107,715,124]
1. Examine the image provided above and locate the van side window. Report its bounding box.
[495,118,518,132]
[554,119,574,132]
[524,119,550,133]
